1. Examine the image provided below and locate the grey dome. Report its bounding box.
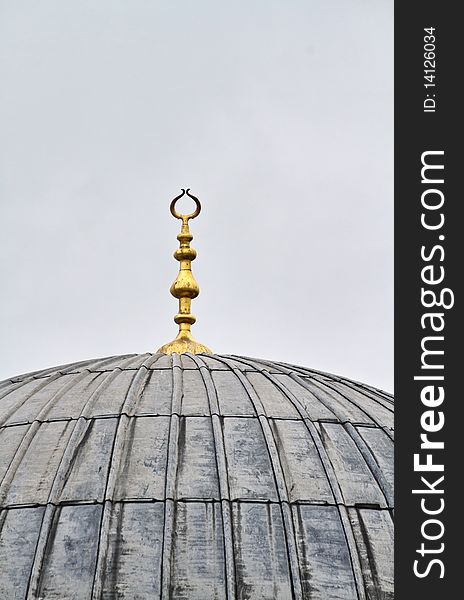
[0,353,394,600]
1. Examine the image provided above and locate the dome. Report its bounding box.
[0,352,393,600]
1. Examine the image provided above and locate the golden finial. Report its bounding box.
[157,189,212,355]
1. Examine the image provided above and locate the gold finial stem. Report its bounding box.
[157,189,212,355]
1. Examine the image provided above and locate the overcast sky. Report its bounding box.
[0,0,393,391]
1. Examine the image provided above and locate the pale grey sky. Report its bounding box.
[0,0,393,391]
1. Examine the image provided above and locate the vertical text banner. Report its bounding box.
[395,2,461,597]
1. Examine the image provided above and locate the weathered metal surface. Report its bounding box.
[273,373,339,421]
[223,417,278,502]
[356,425,395,500]
[134,370,173,415]
[0,353,394,599]
[212,371,255,416]
[0,507,45,599]
[246,372,300,419]
[101,502,164,599]
[232,502,293,599]
[180,370,210,416]
[35,504,102,599]
[1,420,75,506]
[0,424,29,483]
[171,502,226,599]
[316,422,388,508]
[58,418,118,503]
[348,508,394,598]
[112,416,170,501]
[269,419,334,503]
[294,504,359,599]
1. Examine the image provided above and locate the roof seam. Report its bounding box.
[0,414,395,431]
[0,498,394,511]
[190,353,236,600]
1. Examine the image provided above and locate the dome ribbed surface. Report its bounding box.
[0,353,394,600]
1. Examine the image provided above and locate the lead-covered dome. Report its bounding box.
[0,353,393,600]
